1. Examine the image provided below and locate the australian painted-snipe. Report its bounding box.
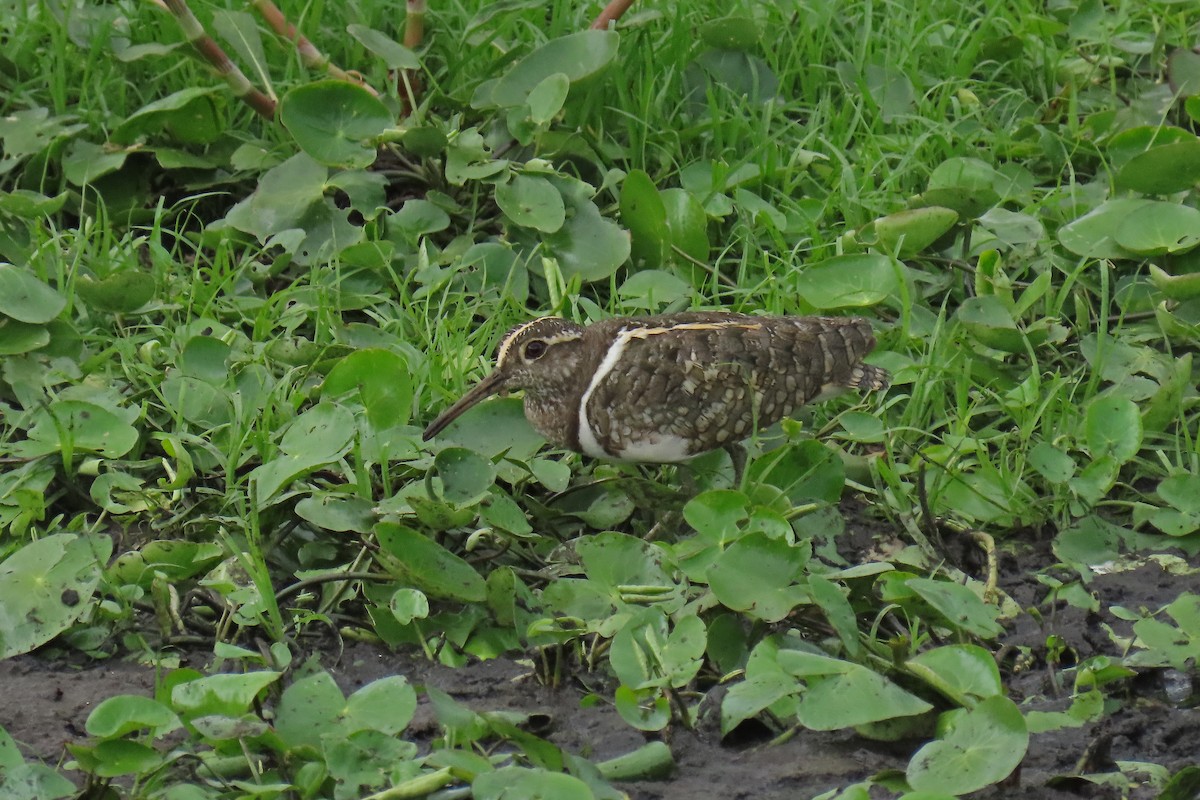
[423,312,890,475]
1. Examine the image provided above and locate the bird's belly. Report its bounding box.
[612,433,695,463]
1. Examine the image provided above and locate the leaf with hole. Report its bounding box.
[0,534,112,659]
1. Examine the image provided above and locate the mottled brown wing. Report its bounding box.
[584,317,880,456]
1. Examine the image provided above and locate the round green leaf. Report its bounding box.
[496,174,566,232]
[323,348,414,429]
[434,446,495,505]
[795,254,899,309]
[344,676,418,735]
[491,30,619,107]
[1114,201,1200,255]
[1058,198,1149,259]
[0,263,66,323]
[1085,395,1142,463]
[907,696,1029,795]
[389,588,429,625]
[544,198,631,282]
[1115,139,1200,195]
[0,534,112,659]
[707,532,808,622]
[907,578,1004,638]
[92,740,164,778]
[280,402,355,459]
[281,81,393,168]
[275,671,345,749]
[957,295,1023,353]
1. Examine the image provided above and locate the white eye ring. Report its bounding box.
[524,340,547,359]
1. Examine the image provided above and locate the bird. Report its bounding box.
[422,312,890,478]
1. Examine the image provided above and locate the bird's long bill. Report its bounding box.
[422,371,509,441]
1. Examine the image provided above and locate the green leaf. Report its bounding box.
[475,766,595,800]
[698,16,760,50]
[344,676,418,735]
[323,348,414,429]
[782,655,933,730]
[720,671,798,734]
[957,295,1024,353]
[543,198,630,283]
[527,72,571,124]
[906,579,1004,638]
[170,672,281,720]
[434,446,496,505]
[76,270,156,313]
[224,152,328,240]
[1085,395,1142,463]
[621,169,670,268]
[1114,138,1200,195]
[275,670,345,749]
[905,645,1004,706]
[496,174,566,232]
[0,319,50,355]
[280,402,356,459]
[1168,48,1200,96]
[1028,441,1076,484]
[347,24,420,69]
[0,264,66,323]
[375,522,486,602]
[613,684,671,732]
[1114,200,1200,255]
[661,188,709,264]
[280,81,393,168]
[746,440,846,504]
[492,30,619,107]
[111,87,222,145]
[794,254,900,308]
[871,206,958,256]
[1058,198,1149,259]
[0,534,112,659]
[707,532,809,622]
[86,696,180,739]
[808,575,860,657]
[906,696,1028,795]
[0,189,68,218]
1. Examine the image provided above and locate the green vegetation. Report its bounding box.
[1,0,1198,798]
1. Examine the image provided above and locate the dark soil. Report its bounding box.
[2,518,1197,799]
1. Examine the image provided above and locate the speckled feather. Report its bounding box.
[422,312,890,463]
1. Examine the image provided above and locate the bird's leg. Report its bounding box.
[724,443,747,489]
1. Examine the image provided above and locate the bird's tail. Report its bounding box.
[848,363,891,392]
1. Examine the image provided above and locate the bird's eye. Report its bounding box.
[524,340,547,360]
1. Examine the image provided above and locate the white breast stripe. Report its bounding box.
[577,328,635,458]
[577,320,764,459]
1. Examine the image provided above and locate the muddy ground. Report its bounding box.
[1,524,1197,800]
